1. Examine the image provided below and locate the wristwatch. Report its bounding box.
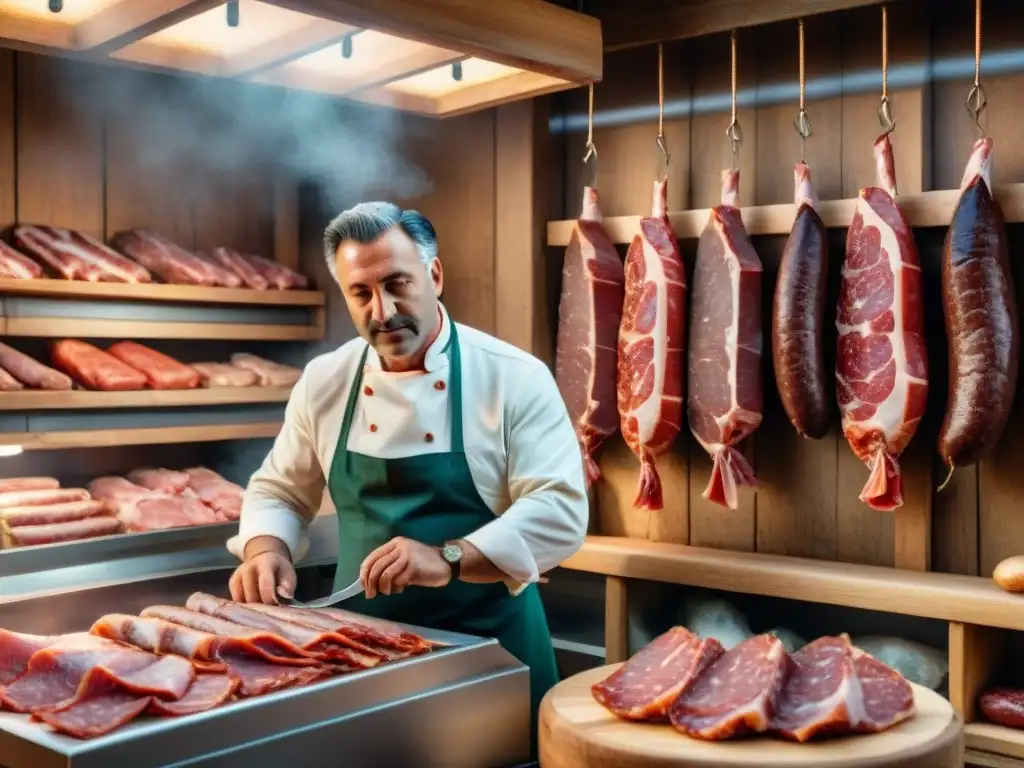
[440,541,463,582]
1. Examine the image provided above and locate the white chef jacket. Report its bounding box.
[227,304,589,594]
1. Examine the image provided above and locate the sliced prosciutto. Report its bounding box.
[688,170,764,509]
[616,178,686,509]
[554,186,625,485]
[836,134,928,510]
[0,630,58,689]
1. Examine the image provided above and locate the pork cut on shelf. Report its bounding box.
[0,341,72,390]
[0,240,44,279]
[836,134,928,511]
[229,353,301,387]
[617,178,685,510]
[191,361,260,387]
[111,228,241,287]
[14,225,152,283]
[106,340,201,390]
[554,186,625,485]
[687,170,764,510]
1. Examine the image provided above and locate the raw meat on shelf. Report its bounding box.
[14,225,151,283]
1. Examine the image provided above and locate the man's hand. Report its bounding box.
[230,536,297,604]
[359,537,450,599]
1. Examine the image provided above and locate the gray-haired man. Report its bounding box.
[226,201,589,746]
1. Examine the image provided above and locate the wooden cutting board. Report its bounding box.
[539,664,963,768]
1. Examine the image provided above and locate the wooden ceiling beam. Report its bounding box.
[73,0,223,55]
[262,0,602,83]
[587,0,893,51]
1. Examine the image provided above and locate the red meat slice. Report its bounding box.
[669,633,790,740]
[592,626,724,720]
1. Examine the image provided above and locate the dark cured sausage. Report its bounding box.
[939,137,1019,487]
[772,162,830,439]
[980,689,1024,728]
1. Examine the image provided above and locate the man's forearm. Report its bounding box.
[244,535,291,561]
[452,539,508,583]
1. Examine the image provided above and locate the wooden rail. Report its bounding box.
[0,386,294,411]
[0,278,325,306]
[546,183,1024,246]
[0,422,282,451]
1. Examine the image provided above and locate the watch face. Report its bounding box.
[442,543,463,563]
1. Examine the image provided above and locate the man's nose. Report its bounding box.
[370,291,395,324]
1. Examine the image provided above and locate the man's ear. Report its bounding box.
[430,258,443,297]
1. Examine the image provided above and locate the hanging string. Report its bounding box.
[656,44,670,168]
[726,29,743,167]
[878,5,895,135]
[582,83,598,187]
[966,0,988,134]
[794,18,812,160]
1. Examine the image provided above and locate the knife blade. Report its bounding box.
[283,578,363,609]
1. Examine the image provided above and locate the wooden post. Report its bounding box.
[948,621,1002,722]
[604,575,629,664]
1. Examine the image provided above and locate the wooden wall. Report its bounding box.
[547,0,1024,577]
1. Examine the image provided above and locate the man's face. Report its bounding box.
[335,227,442,364]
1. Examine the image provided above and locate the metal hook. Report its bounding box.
[966,83,988,135]
[583,141,598,187]
[656,132,670,169]
[877,96,896,137]
[793,109,812,140]
[726,120,743,166]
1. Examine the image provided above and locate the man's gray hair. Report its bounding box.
[323,201,438,283]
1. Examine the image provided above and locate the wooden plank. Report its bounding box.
[494,99,548,359]
[0,279,325,306]
[4,318,323,341]
[0,386,294,411]
[562,536,1024,632]
[264,0,603,83]
[948,622,1003,723]
[431,72,574,120]
[0,422,282,451]
[0,50,13,227]
[584,0,887,52]
[604,575,629,664]
[687,29,758,553]
[16,55,105,238]
[546,184,1024,245]
[966,725,1024,762]
[73,0,222,55]
[751,14,842,561]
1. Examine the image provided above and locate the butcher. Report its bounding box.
[226,201,589,743]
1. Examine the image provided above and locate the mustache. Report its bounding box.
[369,315,417,335]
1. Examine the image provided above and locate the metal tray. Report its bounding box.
[0,622,529,768]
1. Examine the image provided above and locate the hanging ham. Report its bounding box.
[836,135,928,510]
[688,170,763,509]
[773,162,830,438]
[555,187,625,485]
[938,137,1018,483]
[617,177,685,510]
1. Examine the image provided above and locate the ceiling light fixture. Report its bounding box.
[341,34,353,59]
[226,0,239,28]
[48,0,62,12]
[451,61,463,82]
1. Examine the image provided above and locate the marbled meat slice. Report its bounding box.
[34,681,154,739]
[138,606,320,664]
[211,654,329,697]
[592,627,724,720]
[316,606,434,652]
[851,644,914,732]
[147,674,239,716]
[186,592,382,667]
[669,633,790,741]
[239,602,422,659]
[770,635,864,742]
[0,633,194,713]
[0,630,59,689]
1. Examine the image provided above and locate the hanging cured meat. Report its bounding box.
[938,137,1018,484]
[688,170,763,509]
[617,178,686,510]
[773,163,830,438]
[836,134,928,511]
[554,186,625,485]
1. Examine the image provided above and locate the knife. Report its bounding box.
[282,578,363,609]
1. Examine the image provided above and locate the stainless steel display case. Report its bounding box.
[0,520,531,768]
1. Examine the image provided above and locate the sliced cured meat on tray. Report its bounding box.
[0,596,437,740]
[591,628,916,745]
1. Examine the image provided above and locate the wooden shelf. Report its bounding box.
[561,536,1024,631]
[0,0,600,118]
[0,422,281,451]
[1,317,323,341]
[0,386,293,411]
[546,182,1024,246]
[966,724,1024,761]
[0,278,325,307]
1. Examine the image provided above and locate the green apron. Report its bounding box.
[327,321,559,752]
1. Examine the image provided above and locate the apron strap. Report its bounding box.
[338,316,466,454]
